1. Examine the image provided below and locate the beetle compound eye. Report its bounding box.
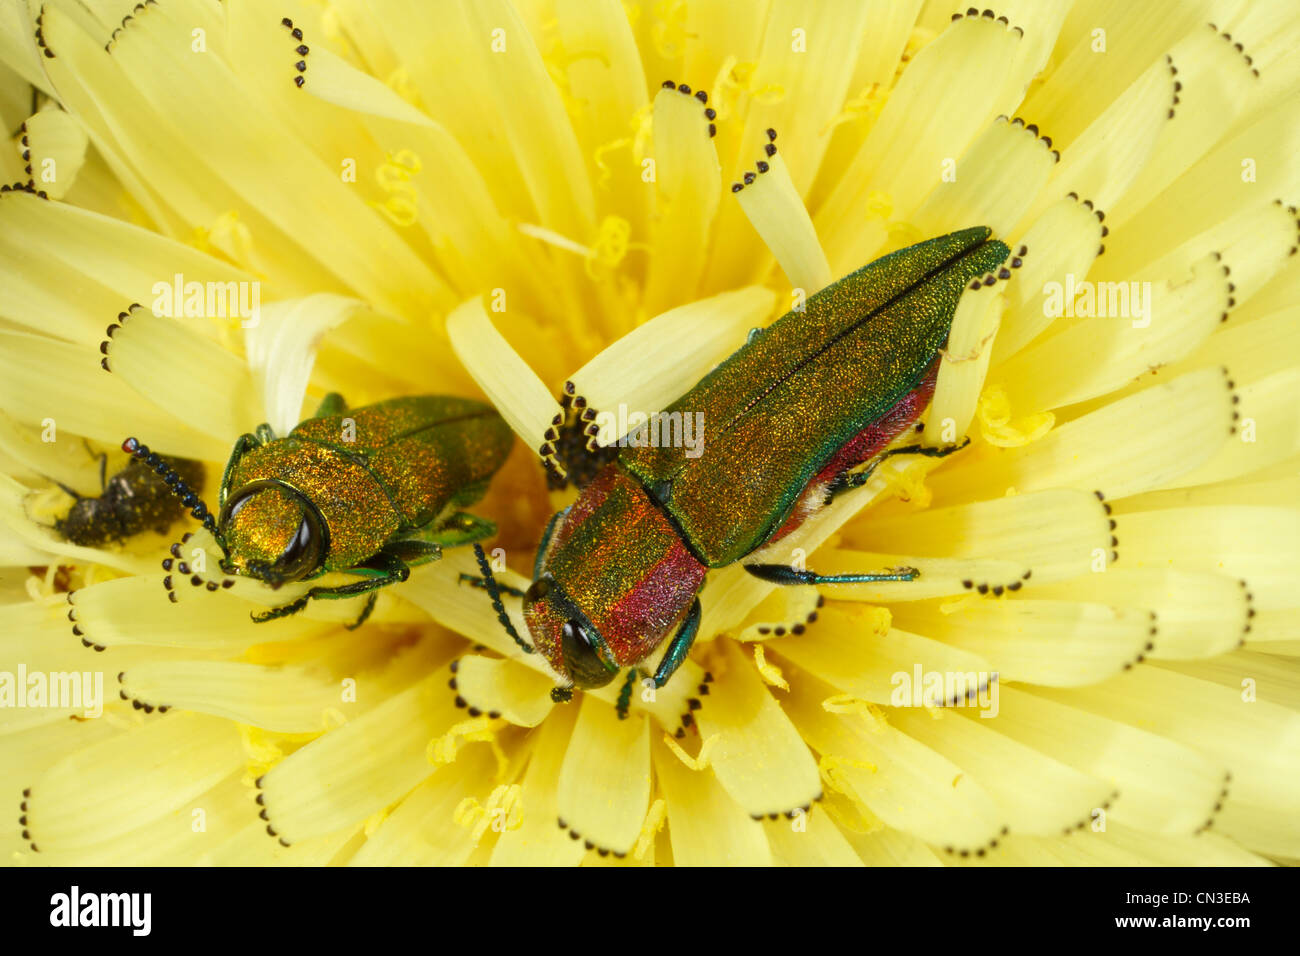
[560,618,618,689]
[273,506,324,583]
[524,577,552,605]
[218,485,258,527]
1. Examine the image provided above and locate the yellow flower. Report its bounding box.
[2,0,1298,866]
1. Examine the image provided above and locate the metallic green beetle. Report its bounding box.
[473,226,1011,702]
[124,393,513,626]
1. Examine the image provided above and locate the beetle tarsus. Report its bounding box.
[615,668,638,719]
[252,596,309,623]
[346,592,377,630]
[828,436,972,501]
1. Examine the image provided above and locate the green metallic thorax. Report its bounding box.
[620,227,1010,566]
[227,396,512,572]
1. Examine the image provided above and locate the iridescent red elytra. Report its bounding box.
[480,227,1010,703]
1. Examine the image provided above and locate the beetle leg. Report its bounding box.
[251,595,312,623]
[384,513,497,562]
[346,593,377,631]
[383,537,442,566]
[313,392,347,418]
[457,574,527,598]
[533,507,569,579]
[653,599,702,689]
[743,563,920,586]
[250,552,411,624]
[51,478,81,500]
[615,667,640,719]
[826,437,970,503]
[218,432,264,510]
[425,511,497,548]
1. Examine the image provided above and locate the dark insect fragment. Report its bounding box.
[55,455,205,547]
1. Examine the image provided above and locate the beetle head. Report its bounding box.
[218,480,326,587]
[522,573,619,692]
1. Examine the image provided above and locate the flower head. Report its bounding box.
[2,1,1298,867]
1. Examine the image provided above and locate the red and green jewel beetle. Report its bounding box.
[476,226,1011,700]
[123,393,513,627]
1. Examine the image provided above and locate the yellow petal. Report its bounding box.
[992,685,1226,837]
[891,598,1153,685]
[0,331,224,460]
[643,84,722,313]
[912,116,1058,239]
[446,297,563,457]
[556,694,651,856]
[451,654,555,728]
[652,733,771,865]
[24,711,244,851]
[844,488,1112,584]
[929,367,1237,503]
[118,661,345,734]
[17,107,87,199]
[490,702,587,865]
[350,744,497,866]
[257,667,460,845]
[893,706,1115,838]
[786,673,1007,855]
[926,281,1003,446]
[244,295,362,437]
[768,604,991,705]
[104,304,261,442]
[692,639,821,817]
[734,151,832,292]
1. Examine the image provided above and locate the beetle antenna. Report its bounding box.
[120,437,221,541]
[471,543,535,656]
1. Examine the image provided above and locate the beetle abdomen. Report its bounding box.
[768,365,938,543]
